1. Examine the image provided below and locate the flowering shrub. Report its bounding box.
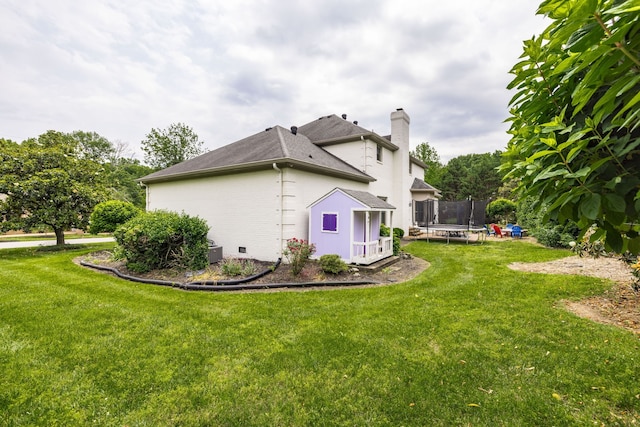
[283,238,316,276]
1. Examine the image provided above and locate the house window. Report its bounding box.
[376,145,383,162]
[322,212,338,233]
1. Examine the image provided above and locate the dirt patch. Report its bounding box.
[77,251,430,291]
[509,256,639,336]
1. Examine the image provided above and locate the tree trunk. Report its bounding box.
[54,228,65,246]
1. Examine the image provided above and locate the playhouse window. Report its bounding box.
[322,212,338,232]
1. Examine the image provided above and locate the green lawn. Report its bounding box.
[1,241,638,426]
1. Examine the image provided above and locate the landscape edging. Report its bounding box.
[79,258,380,291]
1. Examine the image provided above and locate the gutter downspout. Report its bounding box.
[139,181,149,211]
[273,163,284,258]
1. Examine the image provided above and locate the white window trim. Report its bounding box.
[376,144,383,163]
[321,211,339,233]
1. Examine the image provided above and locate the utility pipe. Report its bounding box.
[273,163,284,258]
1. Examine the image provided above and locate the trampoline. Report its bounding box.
[415,199,488,244]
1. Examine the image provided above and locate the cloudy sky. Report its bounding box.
[1,0,548,163]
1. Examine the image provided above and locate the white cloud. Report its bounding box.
[0,0,548,162]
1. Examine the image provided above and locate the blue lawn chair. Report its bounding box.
[511,225,523,238]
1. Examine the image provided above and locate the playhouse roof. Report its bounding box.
[309,187,396,210]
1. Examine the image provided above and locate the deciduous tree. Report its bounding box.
[141,123,205,170]
[0,131,107,244]
[439,152,502,201]
[503,0,640,254]
[411,142,444,187]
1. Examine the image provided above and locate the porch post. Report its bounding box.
[365,211,371,244]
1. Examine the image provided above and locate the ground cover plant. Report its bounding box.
[1,241,638,425]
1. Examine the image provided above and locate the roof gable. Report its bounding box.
[411,177,441,195]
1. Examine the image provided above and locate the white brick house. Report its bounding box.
[139,108,440,262]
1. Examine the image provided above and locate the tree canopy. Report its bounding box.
[141,123,205,170]
[411,142,444,187]
[502,0,640,254]
[438,152,503,201]
[0,131,107,244]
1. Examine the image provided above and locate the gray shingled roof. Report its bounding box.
[411,177,441,193]
[297,114,371,141]
[297,114,398,150]
[338,188,396,209]
[140,125,374,183]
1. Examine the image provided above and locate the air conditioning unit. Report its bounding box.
[208,245,223,264]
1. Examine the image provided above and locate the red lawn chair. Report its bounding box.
[491,224,503,238]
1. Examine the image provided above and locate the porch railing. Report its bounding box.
[351,237,393,265]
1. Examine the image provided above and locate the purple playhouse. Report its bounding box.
[308,188,396,265]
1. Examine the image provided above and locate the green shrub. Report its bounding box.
[486,198,517,224]
[393,236,401,256]
[534,222,579,249]
[515,196,542,230]
[113,210,209,273]
[90,200,140,234]
[381,225,401,255]
[319,254,348,274]
[241,260,258,276]
[219,258,258,277]
[220,258,243,276]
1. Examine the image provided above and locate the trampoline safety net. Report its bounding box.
[415,200,487,229]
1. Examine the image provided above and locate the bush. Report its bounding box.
[283,238,316,276]
[90,200,140,234]
[113,210,209,273]
[220,258,243,276]
[486,198,517,224]
[393,236,401,256]
[319,254,348,274]
[220,258,258,276]
[242,260,258,276]
[515,196,542,230]
[381,225,401,255]
[535,222,579,249]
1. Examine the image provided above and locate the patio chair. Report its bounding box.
[511,225,523,238]
[491,224,503,238]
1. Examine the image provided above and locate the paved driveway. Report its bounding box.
[0,237,114,249]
